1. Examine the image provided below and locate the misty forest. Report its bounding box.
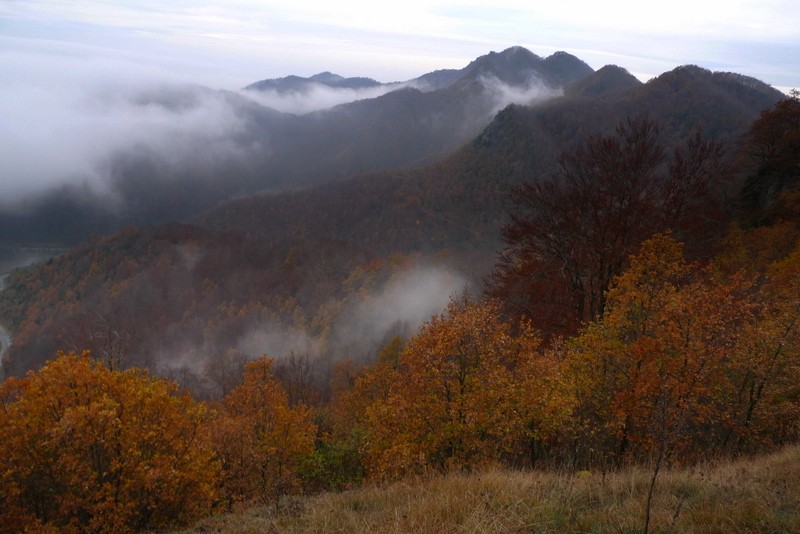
[1,47,800,532]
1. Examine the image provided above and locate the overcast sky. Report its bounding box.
[2,0,798,91]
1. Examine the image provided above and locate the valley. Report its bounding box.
[0,44,797,534]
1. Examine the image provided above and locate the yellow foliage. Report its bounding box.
[0,351,219,533]
[210,356,317,506]
[360,299,571,480]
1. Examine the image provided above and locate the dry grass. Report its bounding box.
[181,445,800,533]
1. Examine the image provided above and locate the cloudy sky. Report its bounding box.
[2,0,798,90]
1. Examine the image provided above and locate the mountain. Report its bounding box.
[457,47,593,87]
[245,72,382,93]
[245,48,593,94]
[0,59,786,385]
[566,64,642,99]
[0,47,592,248]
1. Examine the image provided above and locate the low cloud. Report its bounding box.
[240,82,409,115]
[236,323,322,361]
[207,264,467,366]
[148,262,469,397]
[0,43,257,205]
[331,265,467,358]
[481,75,563,115]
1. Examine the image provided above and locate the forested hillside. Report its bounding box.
[0,63,782,383]
[0,74,797,532]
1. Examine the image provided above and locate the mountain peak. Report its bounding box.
[649,65,782,101]
[460,47,593,88]
[499,46,539,59]
[567,64,641,99]
[309,72,345,83]
[542,51,595,85]
[245,72,381,93]
[468,47,541,69]
[462,47,545,86]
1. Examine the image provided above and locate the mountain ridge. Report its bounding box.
[0,58,786,380]
[0,47,597,248]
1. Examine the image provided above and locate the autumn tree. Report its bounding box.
[329,336,404,442]
[307,341,408,493]
[273,351,322,407]
[0,351,218,533]
[489,117,725,336]
[739,90,800,219]
[361,299,568,479]
[210,356,316,507]
[566,234,756,469]
[722,242,800,451]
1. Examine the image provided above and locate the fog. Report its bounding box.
[240,82,409,115]
[1,40,573,252]
[331,265,468,357]
[1,43,564,207]
[0,46,253,204]
[0,44,412,206]
[154,263,469,397]
[231,265,467,363]
[482,75,563,114]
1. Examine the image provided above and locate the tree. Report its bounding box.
[0,352,218,533]
[566,234,756,465]
[723,242,800,451]
[273,352,322,407]
[739,90,800,219]
[361,299,567,479]
[565,234,756,532]
[489,117,725,336]
[210,356,316,507]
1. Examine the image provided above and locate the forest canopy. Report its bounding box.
[0,92,799,533]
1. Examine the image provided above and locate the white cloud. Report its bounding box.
[330,265,467,358]
[0,39,253,202]
[240,82,409,115]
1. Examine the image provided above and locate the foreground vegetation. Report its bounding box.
[181,444,800,533]
[1,94,797,533]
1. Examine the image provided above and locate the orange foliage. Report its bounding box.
[725,243,800,450]
[0,351,218,533]
[359,299,569,479]
[210,356,316,506]
[566,232,800,466]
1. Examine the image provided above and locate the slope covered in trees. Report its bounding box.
[1,89,799,534]
[0,65,785,385]
[3,223,800,531]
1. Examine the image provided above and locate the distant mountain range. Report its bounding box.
[0,47,787,381]
[245,47,593,94]
[246,71,384,93]
[0,48,594,246]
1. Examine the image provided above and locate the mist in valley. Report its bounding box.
[153,263,469,399]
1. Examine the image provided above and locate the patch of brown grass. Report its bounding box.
[181,445,800,533]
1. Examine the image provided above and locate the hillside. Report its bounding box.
[1,86,798,534]
[182,445,800,533]
[0,61,786,384]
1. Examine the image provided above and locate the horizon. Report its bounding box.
[2,1,798,92]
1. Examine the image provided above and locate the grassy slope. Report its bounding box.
[182,445,800,533]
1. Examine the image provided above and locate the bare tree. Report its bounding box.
[489,116,725,335]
